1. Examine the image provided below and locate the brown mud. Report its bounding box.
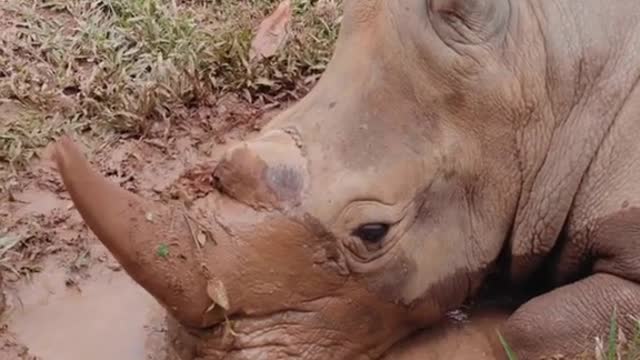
[0,96,510,359]
[6,257,167,360]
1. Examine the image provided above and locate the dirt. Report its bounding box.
[5,257,167,360]
[0,94,510,359]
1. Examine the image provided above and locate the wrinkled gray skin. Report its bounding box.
[266,0,640,357]
[50,0,640,359]
[286,0,640,356]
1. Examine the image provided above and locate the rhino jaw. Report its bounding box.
[49,135,219,328]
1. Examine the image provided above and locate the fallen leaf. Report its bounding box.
[255,77,276,87]
[0,234,21,257]
[249,0,292,62]
[206,278,230,311]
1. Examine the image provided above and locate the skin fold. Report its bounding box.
[0,272,5,317]
[47,0,640,359]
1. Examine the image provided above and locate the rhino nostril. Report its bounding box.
[212,172,222,191]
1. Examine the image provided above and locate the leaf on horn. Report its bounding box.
[206,278,230,312]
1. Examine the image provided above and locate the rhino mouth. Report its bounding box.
[175,306,350,359]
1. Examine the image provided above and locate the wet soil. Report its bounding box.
[0,95,511,359]
[6,257,167,360]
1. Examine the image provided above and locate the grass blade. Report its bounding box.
[608,306,618,360]
[498,331,519,360]
[626,318,640,360]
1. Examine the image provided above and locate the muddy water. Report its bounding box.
[5,260,168,360]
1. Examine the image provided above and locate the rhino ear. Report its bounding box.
[430,0,510,42]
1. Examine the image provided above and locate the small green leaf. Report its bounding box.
[156,243,169,258]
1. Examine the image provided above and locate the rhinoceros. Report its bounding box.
[47,0,640,359]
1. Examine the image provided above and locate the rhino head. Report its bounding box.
[51,0,542,358]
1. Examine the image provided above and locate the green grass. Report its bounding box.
[599,308,640,360]
[608,307,620,360]
[0,0,342,171]
[498,307,640,360]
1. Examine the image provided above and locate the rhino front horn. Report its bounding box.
[49,135,218,328]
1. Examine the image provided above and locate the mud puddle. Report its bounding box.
[5,259,167,360]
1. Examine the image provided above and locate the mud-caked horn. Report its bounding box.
[48,135,217,328]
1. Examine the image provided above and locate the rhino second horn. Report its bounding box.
[51,135,218,328]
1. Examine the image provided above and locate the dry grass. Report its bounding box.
[0,0,342,172]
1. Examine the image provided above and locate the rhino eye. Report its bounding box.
[352,223,390,245]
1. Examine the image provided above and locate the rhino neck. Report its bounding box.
[527,0,640,124]
[507,1,640,284]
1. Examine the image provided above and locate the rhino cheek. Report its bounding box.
[360,251,416,304]
[357,245,466,326]
[384,198,485,317]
